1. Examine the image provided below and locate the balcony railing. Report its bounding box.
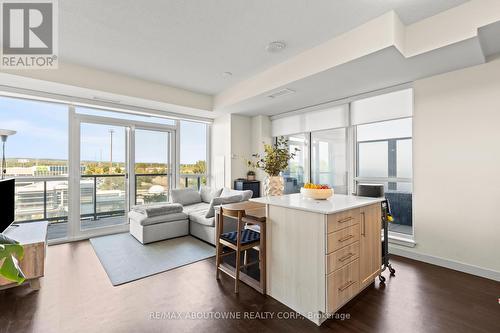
[13,173,206,224]
[179,173,206,190]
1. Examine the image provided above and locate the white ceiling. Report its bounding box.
[221,19,500,117]
[219,38,487,116]
[59,0,469,95]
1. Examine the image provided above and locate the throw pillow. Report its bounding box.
[239,190,253,201]
[205,194,243,218]
[199,186,223,203]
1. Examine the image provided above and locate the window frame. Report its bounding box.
[310,127,349,194]
[353,116,414,239]
[273,113,414,241]
[278,132,312,194]
[178,119,210,190]
[0,91,212,245]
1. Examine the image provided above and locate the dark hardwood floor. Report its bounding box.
[0,241,499,333]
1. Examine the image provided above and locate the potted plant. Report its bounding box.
[0,235,25,284]
[246,170,256,181]
[248,136,299,196]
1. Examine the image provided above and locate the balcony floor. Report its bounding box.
[48,216,127,241]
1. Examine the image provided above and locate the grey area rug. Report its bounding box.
[90,234,215,286]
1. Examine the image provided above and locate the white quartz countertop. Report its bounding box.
[250,193,384,215]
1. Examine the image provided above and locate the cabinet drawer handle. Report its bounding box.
[338,253,354,262]
[338,280,355,292]
[338,235,354,243]
[338,217,353,224]
[361,212,366,236]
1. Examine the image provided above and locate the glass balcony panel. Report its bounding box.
[179,174,204,190]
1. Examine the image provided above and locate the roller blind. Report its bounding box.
[271,104,348,136]
[351,88,413,125]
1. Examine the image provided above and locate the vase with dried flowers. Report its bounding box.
[247,136,299,196]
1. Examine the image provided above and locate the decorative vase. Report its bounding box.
[264,176,284,196]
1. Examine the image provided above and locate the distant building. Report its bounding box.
[5,167,34,177]
[6,165,86,177]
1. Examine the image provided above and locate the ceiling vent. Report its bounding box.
[267,88,295,99]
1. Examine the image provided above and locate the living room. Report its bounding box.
[1,1,500,332]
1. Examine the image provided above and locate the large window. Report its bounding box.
[311,128,347,194]
[282,134,309,194]
[135,129,171,204]
[356,118,413,235]
[179,120,207,189]
[1,94,210,243]
[272,88,413,237]
[0,96,69,239]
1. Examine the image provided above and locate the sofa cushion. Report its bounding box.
[128,211,188,226]
[199,186,223,203]
[131,203,183,217]
[188,211,215,227]
[182,202,210,214]
[171,188,202,206]
[221,188,253,201]
[205,194,243,218]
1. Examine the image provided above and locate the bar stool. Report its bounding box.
[215,205,266,294]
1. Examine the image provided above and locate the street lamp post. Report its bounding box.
[0,129,17,179]
[109,129,114,174]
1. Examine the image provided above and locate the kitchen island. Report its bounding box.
[250,193,384,325]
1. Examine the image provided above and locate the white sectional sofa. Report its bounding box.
[129,187,252,245]
[173,187,253,245]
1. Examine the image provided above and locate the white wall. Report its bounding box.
[251,116,272,195]
[230,114,252,183]
[210,114,255,188]
[210,114,231,188]
[391,57,500,280]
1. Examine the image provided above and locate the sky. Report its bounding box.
[0,96,206,164]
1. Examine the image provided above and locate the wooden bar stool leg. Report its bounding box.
[234,251,241,293]
[215,210,223,280]
[234,212,243,293]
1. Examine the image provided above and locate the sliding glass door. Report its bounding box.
[281,134,309,194]
[69,111,176,239]
[79,122,129,232]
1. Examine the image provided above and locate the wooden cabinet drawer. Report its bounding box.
[326,241,360,274]
[327,224,360,254]
[327,259,360,313]
[327,209,359,233]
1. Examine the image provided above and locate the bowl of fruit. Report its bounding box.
[300,183,334,200]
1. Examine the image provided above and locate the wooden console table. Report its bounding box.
[0,221,48,290]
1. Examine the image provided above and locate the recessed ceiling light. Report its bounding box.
[266,41,287,53]
[222,71,232,78]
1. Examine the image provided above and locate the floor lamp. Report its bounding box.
[0,129,16,180]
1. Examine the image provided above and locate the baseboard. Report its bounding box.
[389,245,500,282]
